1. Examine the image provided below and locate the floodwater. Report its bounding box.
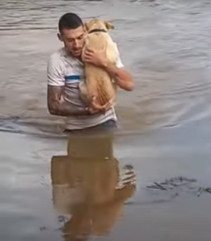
[1,0,211,240]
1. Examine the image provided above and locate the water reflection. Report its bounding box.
[50,132,136,240]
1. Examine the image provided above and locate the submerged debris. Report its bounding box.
[146,176,211,197]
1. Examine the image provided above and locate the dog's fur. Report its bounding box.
[80,19,119,106]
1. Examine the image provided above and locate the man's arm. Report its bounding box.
[101,63,134,91]
[84,48,134,91]
[47,85,89,116]
[47,85,111,116]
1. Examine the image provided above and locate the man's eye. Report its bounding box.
[78,35,84,40]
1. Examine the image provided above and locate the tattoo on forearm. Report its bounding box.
[48,86,89,116]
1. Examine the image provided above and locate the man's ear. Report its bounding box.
[104,21,114,30]
[57,33,63,41]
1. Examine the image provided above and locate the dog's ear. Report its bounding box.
[84,21,89,31]
[104,21,114,30]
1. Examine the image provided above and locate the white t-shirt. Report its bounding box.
[47,47,123,130]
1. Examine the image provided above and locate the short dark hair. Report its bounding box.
[58,13,83,33]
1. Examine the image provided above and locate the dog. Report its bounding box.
[80,19,119,106]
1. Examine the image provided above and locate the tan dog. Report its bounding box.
[80,19,119,106]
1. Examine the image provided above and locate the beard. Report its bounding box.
[71,48,82,57]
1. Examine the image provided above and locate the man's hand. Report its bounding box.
[87,96,113,114]
[84,47,134,91]
[83,47,108,67]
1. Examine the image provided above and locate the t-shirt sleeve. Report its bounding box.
[47,54,65,86]
[114,43,124,68]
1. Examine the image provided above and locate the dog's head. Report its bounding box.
[84,19,114,33]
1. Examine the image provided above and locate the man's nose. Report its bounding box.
[73,39,79,48]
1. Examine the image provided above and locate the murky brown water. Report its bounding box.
[1,0,211,240]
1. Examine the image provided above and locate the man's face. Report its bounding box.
[59,26,85,57]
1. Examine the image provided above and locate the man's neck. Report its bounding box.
[77,55,83,62]
[64,47,83,62]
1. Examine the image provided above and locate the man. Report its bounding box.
[47,13,134,131]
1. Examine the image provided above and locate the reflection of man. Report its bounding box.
[51,133,136,240]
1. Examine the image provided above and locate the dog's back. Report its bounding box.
[81,20,118,106]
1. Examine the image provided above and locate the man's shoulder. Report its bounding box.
[48,48,78,67]
[48,48,66,62]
